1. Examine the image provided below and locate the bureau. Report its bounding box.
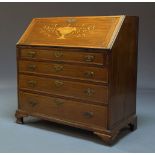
[15,16,139,145]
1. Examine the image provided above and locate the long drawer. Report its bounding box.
[19,75,108,105]
[19,91,107,128]
[19,48,107,66]
[19,60,108,83]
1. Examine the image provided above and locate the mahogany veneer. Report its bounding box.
[15,16,139,145]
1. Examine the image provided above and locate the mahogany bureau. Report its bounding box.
[15,16,139,145]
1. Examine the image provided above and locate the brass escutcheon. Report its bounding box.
[83,112,94,118]
[84,88,95,96]
[84,55,95,62]
[84,71,94,78]
[54,51,63,58]
[66,17,77,23]
[54,80,64,88]
[27,64,36,71]
[27,51,36,58]
[54,64,64,72]
[27,80,37,88]
[54,99,64,106]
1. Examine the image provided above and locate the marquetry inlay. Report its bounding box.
[39,23,95,39]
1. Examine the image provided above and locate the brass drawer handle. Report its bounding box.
[83,112,94,118]
[84,71,94,78]
[84,88,95,96]
[54,51,63,58]
[28,101,38,107]
[27,51,36,58]
[84,55,95,62]
[27,80,37,88]
[54,99,64,106]
[54,64,64,72]
[54,80,64,88]
[27,64,36,71]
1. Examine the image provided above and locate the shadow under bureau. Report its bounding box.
[15,16,139,145]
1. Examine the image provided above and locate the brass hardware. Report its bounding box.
[84,71,94,78]
[27,64,36,71]
[84,88,95,96]
[28,101,38,107]
[27,51,36,58]
[54,51,63,58]
[84,55,95,62]
[54,64,64,72]
[67,18,77,23]
[54,99,64,106]
[83,112,94,118]
[54,80,64,88]
[27,80,37,88]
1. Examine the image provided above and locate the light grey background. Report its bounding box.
[0,3,155,153]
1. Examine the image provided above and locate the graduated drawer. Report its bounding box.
[19,48,107,66]
[19,60,108,83]
[19,75,108,105]
[19,91,107,128]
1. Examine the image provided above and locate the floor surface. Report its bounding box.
[0,79,155,153]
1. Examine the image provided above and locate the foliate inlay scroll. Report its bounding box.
[39,23,95,39]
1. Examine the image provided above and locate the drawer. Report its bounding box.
[19,48,107,66]
[19,60,108,83]
[19,75,108,105]
[19,91,107,128]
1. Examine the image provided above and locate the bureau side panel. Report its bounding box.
[16,46,21,110]
[108,16,139,129]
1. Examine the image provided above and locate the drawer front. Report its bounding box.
[19,48,106,65]
[19,75,108,105]
[19,60,108,83]
[19,91,107,128]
